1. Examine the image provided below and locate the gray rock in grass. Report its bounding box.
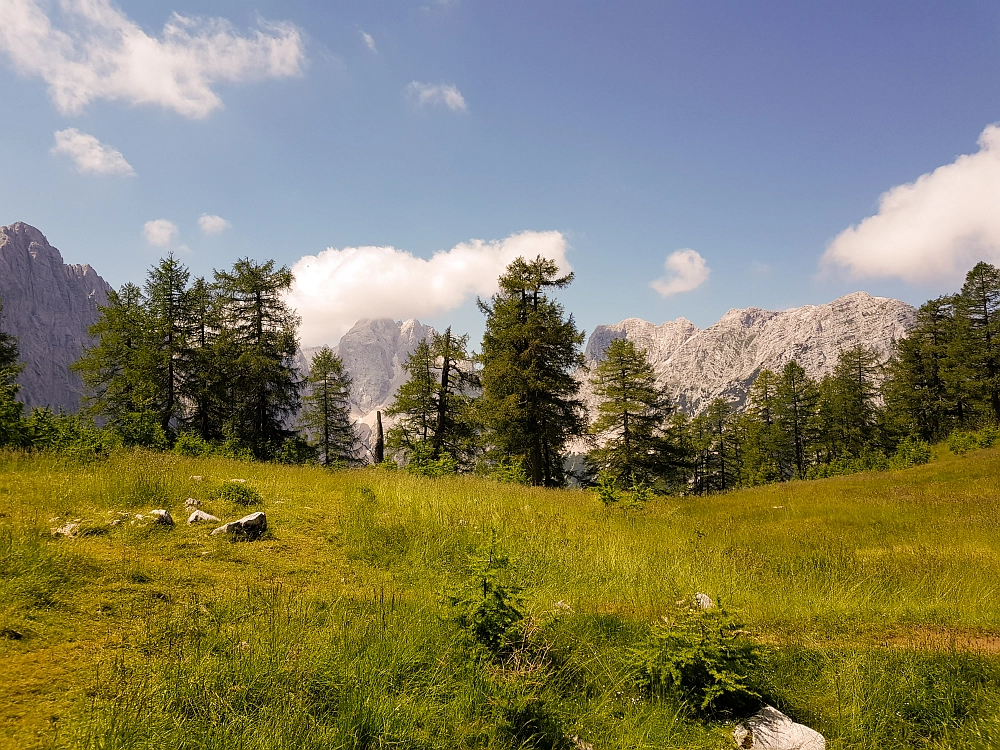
[695,592,714,610]
[188,510,220,524]
[149,509,174,526]
[733,706,825,750]
[52,522,79,537]
[184,497,201,508]
[211,511,267,538]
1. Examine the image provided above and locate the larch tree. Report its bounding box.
[301,346,360,467]
[477,256,587,487]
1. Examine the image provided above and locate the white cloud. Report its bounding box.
[0,0,304,118]
[360,30,376,52]
[198,214,230,235]
[651,249,710,296]
[143,219,178,247]
[822,124,1000,284]
[286,230,571,346]
[51,128,134,175]
[405,81,466,111]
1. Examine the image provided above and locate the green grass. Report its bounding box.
[2,447,1000,748]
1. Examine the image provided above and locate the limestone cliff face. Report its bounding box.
[582,291,917,415]
[0,223,111,412]
[296,318,437,434]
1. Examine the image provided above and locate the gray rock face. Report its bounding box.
[733,706,825,749]
[296,317,437,435]
[583,292,916,415]
[149,509,174,525]
[211,511,267,537]
[0,223,111,412]
[188,509,220,524]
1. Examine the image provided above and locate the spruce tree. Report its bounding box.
[586,338,673,488]
[774,360,820,476]
[301,346,360,466]
[213,259,302,458]
[742,369,783,482]
[0,299,24,446]
[177,277,225,440]
[144,255,190,437]
[954,262,1000,424]
[477,256,586,486]
[386,338,438,458]
[825,345,883,457]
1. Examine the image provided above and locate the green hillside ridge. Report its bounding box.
[2,447,1000,749]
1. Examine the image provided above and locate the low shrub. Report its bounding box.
[211,481,262,507]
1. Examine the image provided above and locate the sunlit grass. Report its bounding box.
[2,447,1000,748]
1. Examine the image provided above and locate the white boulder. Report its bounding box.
[188,510,220,524]
[211,511,267,538]
[149,509,174,526]
[733,706,825,750]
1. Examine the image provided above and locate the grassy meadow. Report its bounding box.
[2,447,1000,748]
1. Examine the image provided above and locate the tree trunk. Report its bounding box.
[375,411,384,464]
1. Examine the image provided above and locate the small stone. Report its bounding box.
[733,706,825,750]
[229,478,246,483]
[569,736,593,750]
[188,510,220,524]
[52,522,79,537]
[184,497,201,508]
[553,600,572,612]
[190,476,203,481]
[695,592,714,610]
[149,509,174,526]
[109,519,122,527]
[211,511,267,538]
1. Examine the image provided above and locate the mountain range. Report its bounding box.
[0,223,917,428]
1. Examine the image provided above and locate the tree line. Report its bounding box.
[1,256,1000,494]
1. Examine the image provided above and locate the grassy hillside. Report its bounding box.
[2,448,1000,749]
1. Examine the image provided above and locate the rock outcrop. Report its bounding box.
[733,706,825,749]
[0,222,111,412]
[583,292,916,415]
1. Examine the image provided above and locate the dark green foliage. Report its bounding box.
[300,347,360,467]
[629,600,760,715]
[0,298,24,447]
[386,328,480,470]
[450,541,526,661]
[213,258,302,458]
[477,256,586,487]
[211,481,262,506]
[586,338,676,490]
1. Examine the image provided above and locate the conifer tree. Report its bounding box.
[586,338,673,488]
[477,256,586,486]
[742,369,783,482]
[954,262,1000,424]
[144,255,190,436]
[386,338,438,458]
[301,346,360,466]
[0,299,24,446]
[177,277,225,440]
[213,258,302,458]
[774,360,820,476]
[824,345,883,457]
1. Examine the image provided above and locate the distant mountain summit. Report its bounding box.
[583,291,917,414]
[0,223,111,412]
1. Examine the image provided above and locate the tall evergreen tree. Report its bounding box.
[144,255,190,436]
[690,398,741,494]
[213,259,302,458]
[429,328,480,464]
[0,299,24,446]
[586,338,673,488]
[824,345,883,457]
[300,346,360,466]
[774,360,820,476]
[386,338,438,458]
[74,283,165,445]
[477,256,586,486]
[954,262,1000,424]
[177,277,224,440]
[742,369,783,482]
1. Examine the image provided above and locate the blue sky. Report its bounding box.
[2,1,1000,346]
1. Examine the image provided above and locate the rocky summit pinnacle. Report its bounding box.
[0,222,112,412]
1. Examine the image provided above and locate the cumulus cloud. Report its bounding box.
[405,81,466,111]
[51,128,134,175]
[360,30,376,52]
[286,230,571,345]
[822,124,1000,284]
[0,0,304,118]
[143,219,178,247]
[198,214,230,235]
[651,249,710,296]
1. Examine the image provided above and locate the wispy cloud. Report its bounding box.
[651,249,710,296]
[822,124,1000,284]
[360,30,376,52]
[286,231,570,345]
[0,0,304,118]
[198,214,231,235]
[143,219,178,247]
[405,81,466,112]
[51,128,134,176]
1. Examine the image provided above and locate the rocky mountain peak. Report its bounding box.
[0,223,112,412]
